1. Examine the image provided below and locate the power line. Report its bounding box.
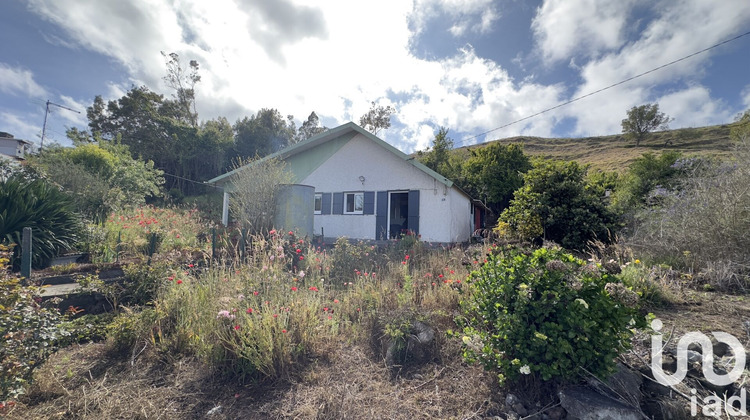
[456,29,750,147]
[162,172,222,189]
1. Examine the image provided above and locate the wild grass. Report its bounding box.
[462,123,736,172]
[108,231,480,384]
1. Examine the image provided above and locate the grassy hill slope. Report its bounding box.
[460,123,736,172]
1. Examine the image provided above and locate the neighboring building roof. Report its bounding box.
[0,137,33,145]
[207,122,455,189]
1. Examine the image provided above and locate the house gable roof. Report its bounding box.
[207,122,454,189]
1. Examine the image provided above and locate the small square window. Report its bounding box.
[345,192,364,214]
[314,193,322,214]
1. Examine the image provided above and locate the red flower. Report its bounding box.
[299,256,304,260]
[291,286,298,291]
[323,307,329,312]
[273,314,278,318]
[188,263,194,268]
[282,329,287,333]
[450,270,455,274]
[405,255,410,260]
[246,308,253,314]
[438,274,444,278]
[296,249,301,253]
[333,299,339,304]
[309,286,319,292]
[253,291,259,296]
[233,325,241,330]
[168,276,174,281]
[176,280,183,284]
[270,229,276,235]
[288,230,294,235]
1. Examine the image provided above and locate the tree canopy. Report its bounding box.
[498,159,616,250]
[621,103,672,146]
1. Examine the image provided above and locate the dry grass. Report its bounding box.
[7,337,503,419]
[461,123,736,172]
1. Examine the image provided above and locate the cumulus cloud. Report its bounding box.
[19,0,750,153]
[410,0,500,37]
[559,0,750,136]
[658,86,733,128]
[742,84,750,111]
[0,111,41,143]
[531,0,637,64]
[0,63,47,98]
[234,0,328,64]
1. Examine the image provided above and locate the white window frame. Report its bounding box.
[344,192,364,214]
[314,193,323,214]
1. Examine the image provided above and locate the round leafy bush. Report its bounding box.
[458,246,645,384]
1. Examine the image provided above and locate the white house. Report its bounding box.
[0,132,34,161]
[208,122,486,243]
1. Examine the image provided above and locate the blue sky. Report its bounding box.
[1,0,749,153]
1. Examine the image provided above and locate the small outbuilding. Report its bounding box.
[208,122,486,243]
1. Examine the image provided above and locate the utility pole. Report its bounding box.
[41,100,81,152]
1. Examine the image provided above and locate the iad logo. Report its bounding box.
[650,319,747,416]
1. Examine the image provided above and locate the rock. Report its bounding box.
[642,378,671,397]
[661,353,677,374]
[206,405,222,416]
[511,403,528,417]
[505,393,521,407]
[712,338,731,357]
[641,398,689,420]
[687,342,702,354]
[412,321,435,344]
[587,362,642,407]
[686,350,702,363]
[544,406,566,420]
[559,386,641,420]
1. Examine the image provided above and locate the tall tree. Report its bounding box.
[297,111,327,142]
[621,103,672,146]
[233,109,296,158]
[461,143,532,215]
[359,101,395,135]
[419,127,455,176]
[161,51,201,127]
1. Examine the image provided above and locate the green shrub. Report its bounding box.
[0,173,81,269]
[458,246,646,384]
[498,160,616,251]
[0,245,67,401]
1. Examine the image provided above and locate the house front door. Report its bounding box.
[388,192,408,239]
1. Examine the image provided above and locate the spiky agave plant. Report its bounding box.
[0,174,81,269]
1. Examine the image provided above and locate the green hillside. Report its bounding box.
[460,123,737,172]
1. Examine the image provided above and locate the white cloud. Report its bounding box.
[0,111,41,143]
[57,96,89,127]
[742,84,750,111]
[20,0,750,154]
[410,0,500,37]
[658,85,733,128]
[0,63,47,98]
[531,0,638,64]
[562,0,750,136]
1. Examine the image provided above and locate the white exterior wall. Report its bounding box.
[301,133,467,242]
[448,187,473,242]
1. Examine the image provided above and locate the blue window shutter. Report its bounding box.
[408,190,420,235]
[333,192,344,215]
[363,191,375,215]
[321,193,332,215]
[375,191,388,239]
